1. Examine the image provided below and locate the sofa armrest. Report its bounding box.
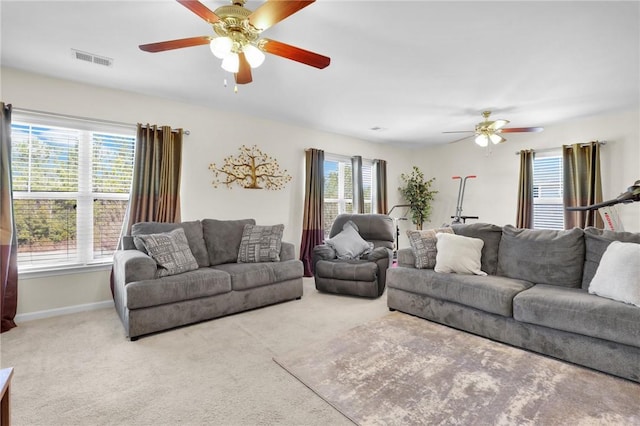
[397,248,416,268]
[366,246,392,262]
[113,249,157,285]
[280,241,296,261]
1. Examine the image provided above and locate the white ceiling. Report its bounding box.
[1,1,638,147]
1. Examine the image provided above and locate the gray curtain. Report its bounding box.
[300,148,324,276]
[516,150,534,228]
[351,155,364,213]
[563,142,603,229]
[373,159,388,214]
[124,124,183,235]
[112,123,184,296]
[1,102,17,332]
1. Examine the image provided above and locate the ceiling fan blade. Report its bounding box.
[447,135,474,144]
[442,131,475,134]
[139,36,211,52]
[235,53,253,85]
[249,0,314,31]
[500,127,544,133]
[176,0,220,24]
[488,119,509,130]
[262,38,330,69]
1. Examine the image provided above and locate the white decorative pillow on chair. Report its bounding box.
[325,220,372,260]
[588,241,640,307]
[434,232,487,276]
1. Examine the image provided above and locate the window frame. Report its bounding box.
[10,112,135,276]
[532,150,565,230]
[323,153,375,238]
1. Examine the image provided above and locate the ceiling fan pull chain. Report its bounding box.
[234,84,238,94]
[224,78,228,87]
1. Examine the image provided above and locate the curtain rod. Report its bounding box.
[515,141,606,155]
[12,107,190,135]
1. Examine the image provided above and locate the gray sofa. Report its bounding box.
[113,218,303,340]
[387,223,640,382]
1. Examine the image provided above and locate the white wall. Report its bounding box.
[1,67,409,318]
[3,67,638,318]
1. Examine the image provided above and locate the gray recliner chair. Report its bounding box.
[313,213,394,298]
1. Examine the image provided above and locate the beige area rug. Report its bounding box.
[274,312,640,426]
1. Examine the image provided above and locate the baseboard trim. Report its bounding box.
[15,300,114,323]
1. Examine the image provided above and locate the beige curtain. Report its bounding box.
[125,124,183,234]
[1,102,17,332]
[300,148,324,276]
[374,159,388,214]
[563,142,603,229]
[516,150,534,228]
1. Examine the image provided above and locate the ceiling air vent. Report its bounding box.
[71,49,113,67]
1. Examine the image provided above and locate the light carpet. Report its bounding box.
[274,312,640,426]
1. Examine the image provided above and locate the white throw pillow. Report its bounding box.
[588,241,640,307]
[325,221,372,260]
[434,232,487,276]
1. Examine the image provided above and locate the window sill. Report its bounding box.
[18,262,113,280]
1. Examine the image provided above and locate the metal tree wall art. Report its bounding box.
[209,145,292,190]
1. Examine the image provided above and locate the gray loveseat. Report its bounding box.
[386,223,640,382]
[113,218,303,340]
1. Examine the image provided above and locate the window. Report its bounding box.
[323,154,374,237]
[11,117,135,271]
[532,153,564,230]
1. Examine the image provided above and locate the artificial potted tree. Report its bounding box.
[399,166,438,230]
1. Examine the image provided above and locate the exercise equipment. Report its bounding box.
[451,175,478,224]
[565,180,640,231]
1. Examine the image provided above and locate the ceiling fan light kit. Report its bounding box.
[446,110,544,146]
[139,0,330,86]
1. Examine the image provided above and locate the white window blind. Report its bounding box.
[533,154,564,230]
[323,154,375,238]
[11,120,135,270]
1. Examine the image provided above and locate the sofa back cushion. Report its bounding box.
[202,218,256,266]
[582,227,640,289]
[329,214,394,249]
[497,225,584,287]
[131,220,209,267]
[452,223,503,275]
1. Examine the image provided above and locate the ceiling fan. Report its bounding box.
[139,0,330,85]
[444,111,544,146]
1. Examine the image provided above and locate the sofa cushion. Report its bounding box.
[435,233,486,276]
[126,268,232,309]
[237,224,284,263]
[407,227,453,269]
[325,221,372,260]
[582,227,640,289]
[513,284,640,348]
[386,267,533,317]
[588,241,640,307]
[452,223,503,275]
[329,214,394,249]
[497,225,584,288]
[212,259,303,291]
[202,218,256,266]
[131,220,210,267]
[133,228,199,278]
[315,259,378,282]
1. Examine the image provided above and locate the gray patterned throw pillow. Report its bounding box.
[134,228,199,277]
[237,224,285,263]
[407,227,454,269]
